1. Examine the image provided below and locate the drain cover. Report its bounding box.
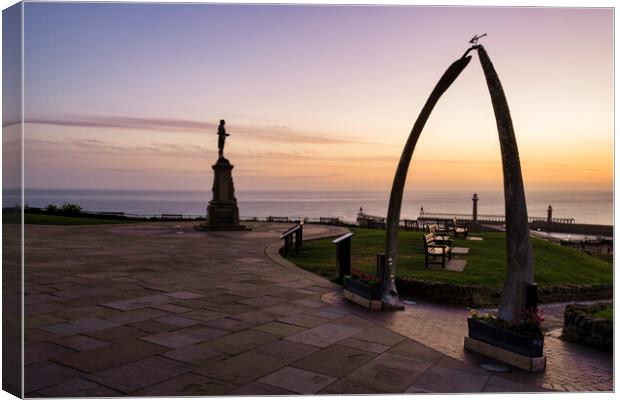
[403,300,417,305]
[480,363,509,372]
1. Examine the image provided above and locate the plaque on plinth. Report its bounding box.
[202,157,248,231]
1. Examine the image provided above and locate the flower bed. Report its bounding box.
[468,308,545,358]
[343,269,382,300]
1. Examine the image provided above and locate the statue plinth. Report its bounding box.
[202,157,248,231]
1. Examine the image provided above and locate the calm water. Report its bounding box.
[15,189,614,225]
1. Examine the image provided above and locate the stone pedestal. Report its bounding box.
[203,157,247,230]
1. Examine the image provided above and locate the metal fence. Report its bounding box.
[418,211,575,225]
[14,207,344,225]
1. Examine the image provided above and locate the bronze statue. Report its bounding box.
[217,119,230,158]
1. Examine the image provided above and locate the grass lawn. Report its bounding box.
[594,305,613,321]
[286,227,613,288]
[3,212,140,225]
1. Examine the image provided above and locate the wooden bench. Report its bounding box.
[428,224,452,244]
[423,232,452,269]
[446,217,469,238]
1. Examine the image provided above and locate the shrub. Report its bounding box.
[46,204,59,214]
[60,203,82,216]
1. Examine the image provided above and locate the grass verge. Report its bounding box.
[286,227,612,288]
[594,304,613,321]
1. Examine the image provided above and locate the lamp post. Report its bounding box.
[472,193,479,223]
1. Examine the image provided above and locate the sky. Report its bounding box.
[12,3,614,192]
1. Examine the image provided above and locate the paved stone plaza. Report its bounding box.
[22,222,612,396]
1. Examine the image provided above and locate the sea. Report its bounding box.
[14,189,614,226]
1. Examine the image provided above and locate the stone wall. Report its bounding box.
[562,303,612,352]
[395,277,612,307]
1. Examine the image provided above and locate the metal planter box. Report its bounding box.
[467,317,544,358]
[343,276,383,300]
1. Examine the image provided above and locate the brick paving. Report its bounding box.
[21,221,612,396]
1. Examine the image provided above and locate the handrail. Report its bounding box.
[16,207,343,224]
[357,210,576,228]
[418,211,574,224]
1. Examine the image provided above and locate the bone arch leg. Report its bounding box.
[383,54,472,308]
[384,45,533,323]
[477,45,533,321]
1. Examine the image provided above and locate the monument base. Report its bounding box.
[202,157,250,231]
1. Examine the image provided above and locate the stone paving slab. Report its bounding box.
[258,366,337,394]
[409,364,491,392]
[84,325,147,342]
[38,377,123,397]
[203,329,280,355]
[40,317,121,336]
[277,313,332,328]
[201,317,255,332]
[141,330,206,349]
[292,344,377,378]
[25,361,83,393]
[252,321,307,336]
[25,341,77,365]
[195,348,293,385]
[337,337,391,354]
[229,309,279,324]
[50,334,110,352]
[22,221,611,396]
[428,259,467,272]
[100,294,173,311]
[346,352,435,393]
[285,322,363,348]
[133,372,236,396]
[387,339,445,363]
[320,377,387,394]
[54,339,169,373]
[229,381,296,395]
[351,325,407,347]
[104,308,172,324]
[161,343,227,366]
[90,356,192,393]
[130,319,178,333]
[451,246,470,254]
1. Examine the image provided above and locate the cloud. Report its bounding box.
[25,139,215,157]
[22,114,363,145]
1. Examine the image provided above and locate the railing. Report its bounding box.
[356,212,425,231]
[245,216,342,226]
[280,222,304,256]
[357,211,575,231]
[418,211,575,225]
[84,210,205,220]
[14,207,344,224]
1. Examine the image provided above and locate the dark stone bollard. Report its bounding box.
[332,233,354,281]
[376,253,386,281]
[525,283,538,310]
